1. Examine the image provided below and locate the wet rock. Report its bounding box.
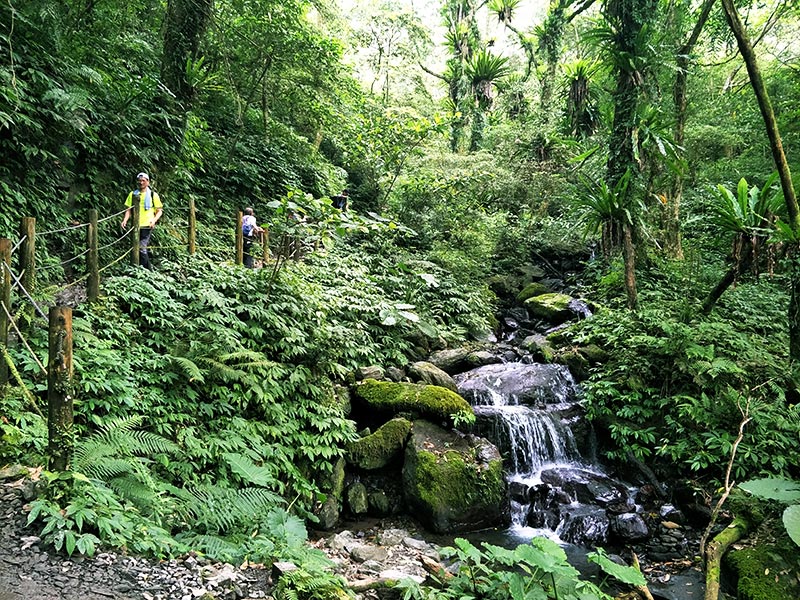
[558,507,609,546]
[427,349,473,375]
[316,496,340,531]
[454,363,578,407]
[609,513,650,542]
[540,468,629,507]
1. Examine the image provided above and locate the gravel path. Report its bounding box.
[0,477,271,600]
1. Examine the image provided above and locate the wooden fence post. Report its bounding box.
[130,202,140,266]
[0,239,10,386]
[19,217,35,294]
[188,198,197,255]
[236,210,243,266]
[262,228,270,264]
[47,306,73,471]
[87,209,99,301]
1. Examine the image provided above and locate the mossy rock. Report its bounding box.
[517,282,550,303]
[345,417,412,470]
[353,379,473,424]
[524,293,575,324]
[723,533,800,600]
[403,420,509,533]
[578,344,608,364]
[408,361,458,392]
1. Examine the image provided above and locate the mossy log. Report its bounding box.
[704,516,750,600]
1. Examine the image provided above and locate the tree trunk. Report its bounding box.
[603,0,656,308]
[666,0,715,259]
[704,516,749,600]
[623,222,637,309]
[720,0,800,369]
[161,0,213,108]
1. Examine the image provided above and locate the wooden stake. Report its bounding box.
[47,306,73,471]
[188,198,197,255]
[19,217,35,294]
[87,209,99,301]
[130,201,140,266]
[236,210,243,265]
[0,238,10,386]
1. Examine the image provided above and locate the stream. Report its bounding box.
[450,359,707,600]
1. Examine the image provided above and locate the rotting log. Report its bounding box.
[704,516,750,600]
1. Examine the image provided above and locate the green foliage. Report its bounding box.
[570,270,799,482]
[397,537,612,600]
[739,478,800,547]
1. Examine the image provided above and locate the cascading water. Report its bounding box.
[454,362,627,546]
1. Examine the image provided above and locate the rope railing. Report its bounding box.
[1,200,291,321]
[0,299,46,376]
[2,262,47,321]
[97,207,129,223]
[37,220,90,237]
[11,235,27,254]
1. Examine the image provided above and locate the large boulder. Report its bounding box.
[402,420,509,533]
[408,361,458,392]
[352,379,473,425]
[524,293,575,324]
[346,417,412,470]
[427,348,472,374]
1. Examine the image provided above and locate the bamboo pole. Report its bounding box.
[0,238,10,386]
[130,202,141,266]
[19,217,35,294]
[188,198,197,255]
[87,209,99,301]
[236,210,243,266]
[47,306,73,471]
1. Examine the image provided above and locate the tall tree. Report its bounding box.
[719,0,800,371]
[664,0,715,259]
[603,0,658,309]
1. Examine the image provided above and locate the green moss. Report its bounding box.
[353,379,473,423]
[724,531,800,600]
[345,417,412,470]
[524,293,574,322]
[517,282,550,303]
[413,448,505,511]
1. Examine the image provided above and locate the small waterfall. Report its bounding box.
[472,405,579,476]
[455,362,626,546]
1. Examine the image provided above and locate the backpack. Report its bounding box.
[243,222,254,237]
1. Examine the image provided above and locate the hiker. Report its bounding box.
[121,172,163,269]
[331,189,349,211]
[242,207,264,268]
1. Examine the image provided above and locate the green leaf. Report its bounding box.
[587,548,646,587]
[739,478,800,503]
[65,530,77,556]
[783,505,800,547]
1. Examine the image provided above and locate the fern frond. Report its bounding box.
[109,474,158,507]
[169,356,205,383]
[223,452,278,488]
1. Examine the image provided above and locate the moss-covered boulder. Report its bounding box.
[402,420,509,533]
[353,379,473,424]
[408,361,458,392]
[723,537,800,600]
[524,293,575,324]
[517,282,550,303]
[345,417,412,470]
